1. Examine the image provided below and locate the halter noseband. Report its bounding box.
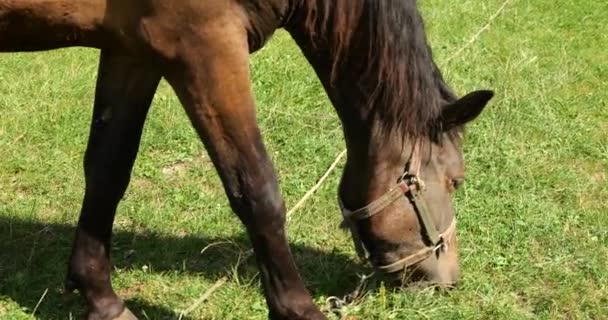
[340,149,456,273]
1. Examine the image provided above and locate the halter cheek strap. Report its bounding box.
[341,181,411,221]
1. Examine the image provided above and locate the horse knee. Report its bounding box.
[229,179,286,230]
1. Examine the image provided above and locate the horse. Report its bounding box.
[0,0,494,319]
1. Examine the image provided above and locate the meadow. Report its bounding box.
[1,0,606,319]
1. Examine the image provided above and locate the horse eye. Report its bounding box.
[452,178,465,189]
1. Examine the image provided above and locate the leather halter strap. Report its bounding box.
[340,173,455,273]
[341,181,411,221]
[377,219,455,273]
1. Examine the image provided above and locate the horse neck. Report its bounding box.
[0,0,108,52]
[284,0,453,202]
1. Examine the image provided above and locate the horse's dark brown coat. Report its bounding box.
[0,1,493,319]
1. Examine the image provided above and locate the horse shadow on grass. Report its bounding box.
[0,217,366,319]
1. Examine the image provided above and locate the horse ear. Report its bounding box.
[440,90,494,130]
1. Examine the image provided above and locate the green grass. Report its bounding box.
[1,0,607,319]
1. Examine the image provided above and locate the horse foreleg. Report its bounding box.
[66,50,160,320]
[163,23,326,320]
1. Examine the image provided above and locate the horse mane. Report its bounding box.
[298,0,456,139]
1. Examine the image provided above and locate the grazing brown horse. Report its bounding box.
[1,0,494,319]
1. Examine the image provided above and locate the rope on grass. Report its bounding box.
[178,278,227,320]
[445,0,513,63]
[286,149,347,220]
[178,1,513,317]
[32,288,48,316]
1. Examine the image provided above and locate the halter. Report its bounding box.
[340,144,456,273]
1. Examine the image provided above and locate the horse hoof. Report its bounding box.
[113,307,137,320]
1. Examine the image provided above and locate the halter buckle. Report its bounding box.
[398,171,410,183]
[432,236,448,255]
[399,172,426,191]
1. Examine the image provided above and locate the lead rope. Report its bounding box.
[324,271,376,319]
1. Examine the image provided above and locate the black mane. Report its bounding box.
[299,0,457,138]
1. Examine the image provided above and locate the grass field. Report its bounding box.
[1,0,607,319]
